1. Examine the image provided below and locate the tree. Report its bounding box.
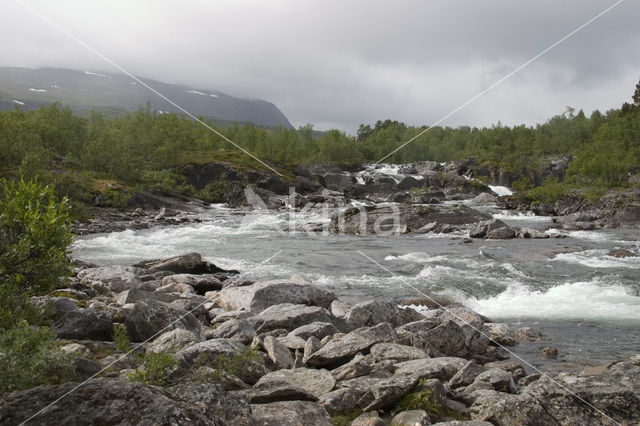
[633,79,640,106]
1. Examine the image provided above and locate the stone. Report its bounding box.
[208,319,257,344]
[161,273,223,295]
[470,390,557,426]
[248,304,340,333]
[449,360,486,388]
[431,421,493,426]
[423,320,467,357]
[289,322,338,340]
[483,323,517,346]
[347,300,424,327]
[0,378,222,425]
[302,336,322,365]
[485,227,516,239]
[51,308,113,341]
[331,353,375,382]
[357,374,421,411]
[263,336,294,369]
[169,382,252,426]
[147,328,201,354]
[123,299,203,342]
[539,346,558,359]
[318,388,357,415]
[511,327,548,342]
[277,335,307,351]
[77,265,142,293]
[330,300,352,317]
[351,412,386,426]
[390,410,431,426]
[250,401,332,425]
[468,219,508,239]
[114,288,180,305]
[72,357,102,379]
[60,342,92,358]
[242,383,317,403]
[134,252,229,275]
[370,342,428,362]
[306,323,397,367]
[174,338,245,366]
[209,279,337,312]
[472,368,517,394]
[394,357,468,381]
[255,368,335,398]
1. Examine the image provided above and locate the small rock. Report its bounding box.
[263,336,294,369]
[390,410,431,426]
[539,346,558,359]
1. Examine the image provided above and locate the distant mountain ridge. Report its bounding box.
[0,67,293,128]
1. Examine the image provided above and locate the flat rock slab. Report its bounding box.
[240,383,317,404]
[255,368,335,398]
[247,303,337,333]
[307,323,397,367]
[394,357,468,381]
[370,343,428,362]
[210,279,337,312]
[251,400,333,426]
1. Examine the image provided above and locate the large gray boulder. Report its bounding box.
[123,299,204,342]
[133,252,230,275]
[250,401,333,426]
[208,319,257,344]
[77,265,142,293]
[147,328,202,354]
[394,357,468,381]
[255,368,335,398]
[51,308,113,341]
[210,279,337,312]
[347,300,424,327]
[174,338,245,367]
[370,343,428,362]
[161,274,223,295]
[469,390,557,426]
[422,320,468,357]
[306,323,397,367]
[247,304,340,333]
[0,378,222,425]
[288,322,338,340]
[357,374,422,411]
[168,383,252,426]
[468,219,508,239]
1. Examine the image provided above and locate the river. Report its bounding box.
[72,191,640,373]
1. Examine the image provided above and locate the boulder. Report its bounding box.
[147,328,201,354]
[289,322,338,340]
[390,410,431,426]
[208,319,257,344]
[115,288,180,305]
[77,265,142,293]
[134,253,230,275]
[209,279,337,312]
[470,390,557,426]
[123,299,203,342]
[241,383,317,404]
[250,401,333,426]
[472,369,517,394]
[51,308,113,341]
[510,327,548,342]
[448,360,486,388]
[255,368,335,398]
[306,323,397,367]
[318,388,358,415]
[331,353,375,382]
[247,304,340,333]
[263,336,294,369]
[422,320,468,357]
[357,374,421,411]
[161,274,223,295]
[394,357,468,381]
[0,378,222,425]
[174,338,244,367]
[485,227,516,240]
[351,412,386,426]
[370,343,428,362]
[169,382,252,426]
[302,336,322,365]
[347,300,424,327]
[277,335,307,351]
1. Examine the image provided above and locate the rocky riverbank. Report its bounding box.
[1,253,638,425]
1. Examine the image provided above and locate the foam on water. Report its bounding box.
[492,211,551,222]
[553,249,640,269]
[461,279,640,322]
[489,185,513,196]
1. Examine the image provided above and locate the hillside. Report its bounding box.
[0,67,292,128]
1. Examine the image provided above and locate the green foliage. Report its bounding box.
[393,379,469,422]
[511,176,533,193]
[0,321,74,392]
[524,177,571,204]
[114,324,131,353]
[196,180,229,203]
[331,410,362,426]
[192,346,262,381]
[0,177,72,295]
[128,350,177,387]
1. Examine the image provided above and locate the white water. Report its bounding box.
[489,185,513,196]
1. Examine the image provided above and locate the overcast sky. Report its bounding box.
[2,0,639,133]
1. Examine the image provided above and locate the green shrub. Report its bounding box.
[114,324,131,353]
[128,350,177,387]
[0,321,74,392]
[196,180,228,203]
[0,177,72,295]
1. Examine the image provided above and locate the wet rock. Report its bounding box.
[390,410,431,426]
[511,327,548,342]
[250,400,333,426]
[347,300,424,327]
[209,279,337,312]
[255,368,335,398]
[263,336,294,369]
[394,357,468,381]
[370,342,428,362]
[608,249,634,258]
[0,378,222,425]
[123,299,203,342]
[483,323,517,346]
[248,304,340,334]
[51,308,113,341]
[134,252,230,275]
[539,346,558,359]
[468,219,508,239]
[306,323,397,367]
[485,227,516,240]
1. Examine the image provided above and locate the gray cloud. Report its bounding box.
[1,0,639,133]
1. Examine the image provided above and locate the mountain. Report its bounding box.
[0,67,293,128]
